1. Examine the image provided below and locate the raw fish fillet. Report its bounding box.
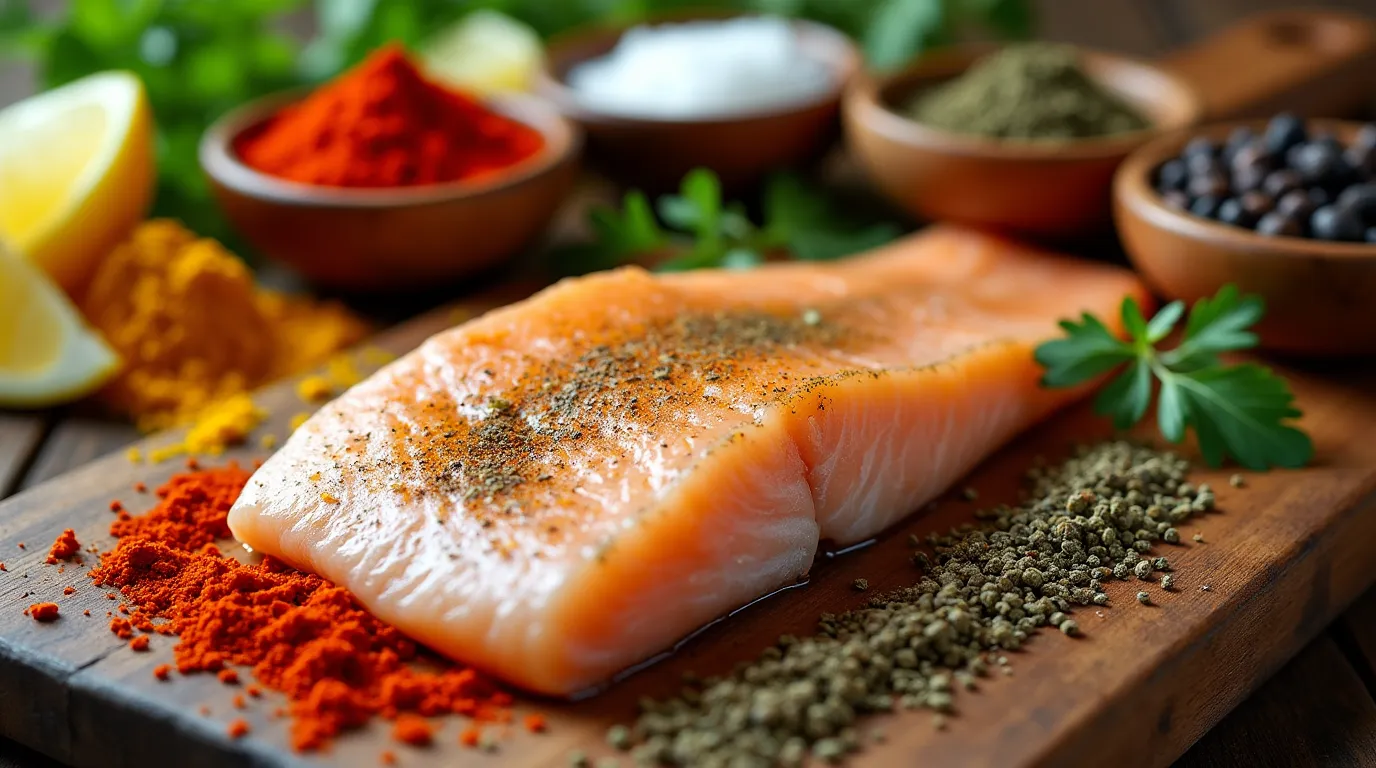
[228,226,1145,695]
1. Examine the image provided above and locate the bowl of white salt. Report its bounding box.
[537,14,860,191]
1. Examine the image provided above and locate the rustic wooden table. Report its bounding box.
[4,1,1376,766]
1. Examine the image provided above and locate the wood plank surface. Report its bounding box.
[0,417,46,498]
[1173,634,1376,768]
[4,4,1376,767]
[2,269,1376,767]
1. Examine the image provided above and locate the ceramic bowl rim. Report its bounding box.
[843,43,1203,162]
[535,14,861,127]
[199,89,582,209]
[1116,117,1376,260]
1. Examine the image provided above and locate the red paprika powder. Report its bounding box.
[236,45,543,188]
[89,466,513,751]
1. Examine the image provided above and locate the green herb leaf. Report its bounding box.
[1165,284,1263,369]
[1162,364,1312,470]
[1035,284,1312,470]
[555,168,903,276]
[863,0,946,70]
[1094,358,1152,430]
[1032,313,1135,388]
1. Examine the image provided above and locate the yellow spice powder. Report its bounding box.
[82,220,371,436]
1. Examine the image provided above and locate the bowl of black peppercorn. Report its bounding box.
[1115,114,1376,355]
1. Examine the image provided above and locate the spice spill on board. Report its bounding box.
[27,603,59,622]
[83,221,370,436]
[391,714,435,747]
[610,441,1212,765]
[227,719,250,739]
[83,465,513,752]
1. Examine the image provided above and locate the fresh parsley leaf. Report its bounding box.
[763,172,903,261]
[1032,313,1135,388]
[551,190,667,275]
[1094,358,1152,430]
[1036,284,1312,470]
[1160,364,1312,470]
[555,168,904,276]
[1164,284,1263,369]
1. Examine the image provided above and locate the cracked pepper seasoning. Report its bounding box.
[614,441,1212,766]
[87,466,515,751]
[236,45,543,189]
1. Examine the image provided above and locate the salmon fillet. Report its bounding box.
[228,226,1145,696]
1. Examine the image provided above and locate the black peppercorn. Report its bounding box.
[1229,142,1275,176]
[1263,113,1307,156]
[1337,183,1376,223]
[1311,204,1365,241]
[1367,227,1376,243]
[1184,136,1219,160]
[1232,165,1268,193]
[1239,190,1274,219]
[1216,198,1254,228]
[1187,172,1230,199]
[1155,159,1189,191]
[1356,123,1376,150]
[1262,169,1302,198]
[1222,126,1254,164]
[1309,187,1332,208]
[1345,142,1376,177]
[1288,141,1342,185]
[1188,152,1224,177]
[1276,189,1315,221]
[1256,212,1302,238]
[1190,194,1222,219]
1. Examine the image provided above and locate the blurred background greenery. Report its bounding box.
[0,0,1033,243]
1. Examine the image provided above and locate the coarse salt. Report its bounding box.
[566,16,833,119]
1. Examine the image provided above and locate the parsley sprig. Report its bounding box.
[552,169,902,275]
[1035,285,1313,470]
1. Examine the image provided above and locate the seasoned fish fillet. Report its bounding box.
[228,226,1145,695]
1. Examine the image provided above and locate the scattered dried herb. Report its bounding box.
[614,441,1209,765]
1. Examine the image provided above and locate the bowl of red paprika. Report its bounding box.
[201,46,581,292]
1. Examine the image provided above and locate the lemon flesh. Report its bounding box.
[0,71,154,297]
[0,243,120,407]
[421,10,544,96]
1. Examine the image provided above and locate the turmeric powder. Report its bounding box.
[81,221,370,433]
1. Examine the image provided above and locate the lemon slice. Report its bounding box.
[421,10,544,96]
[0,242,120,407]
[0,71,154,297]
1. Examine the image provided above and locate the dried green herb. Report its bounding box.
[613,441,1210,764]
[907,44,1148,140]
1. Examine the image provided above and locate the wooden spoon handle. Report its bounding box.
[1161,9,1376,122]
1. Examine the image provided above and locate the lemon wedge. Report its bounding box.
[0,241,120,407]
[421,10,544,96]
[0,71,155,297]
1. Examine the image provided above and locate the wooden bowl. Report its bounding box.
[843,45,1203,238]
[200,91,580,292]
[535,16,860,192]
[1116,119,1376,356]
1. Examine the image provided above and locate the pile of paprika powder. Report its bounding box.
[236,45,544,188]
[89,466,515,751]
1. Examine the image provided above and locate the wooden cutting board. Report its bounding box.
[1,290,1376,768]
[3,9,1376,768]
